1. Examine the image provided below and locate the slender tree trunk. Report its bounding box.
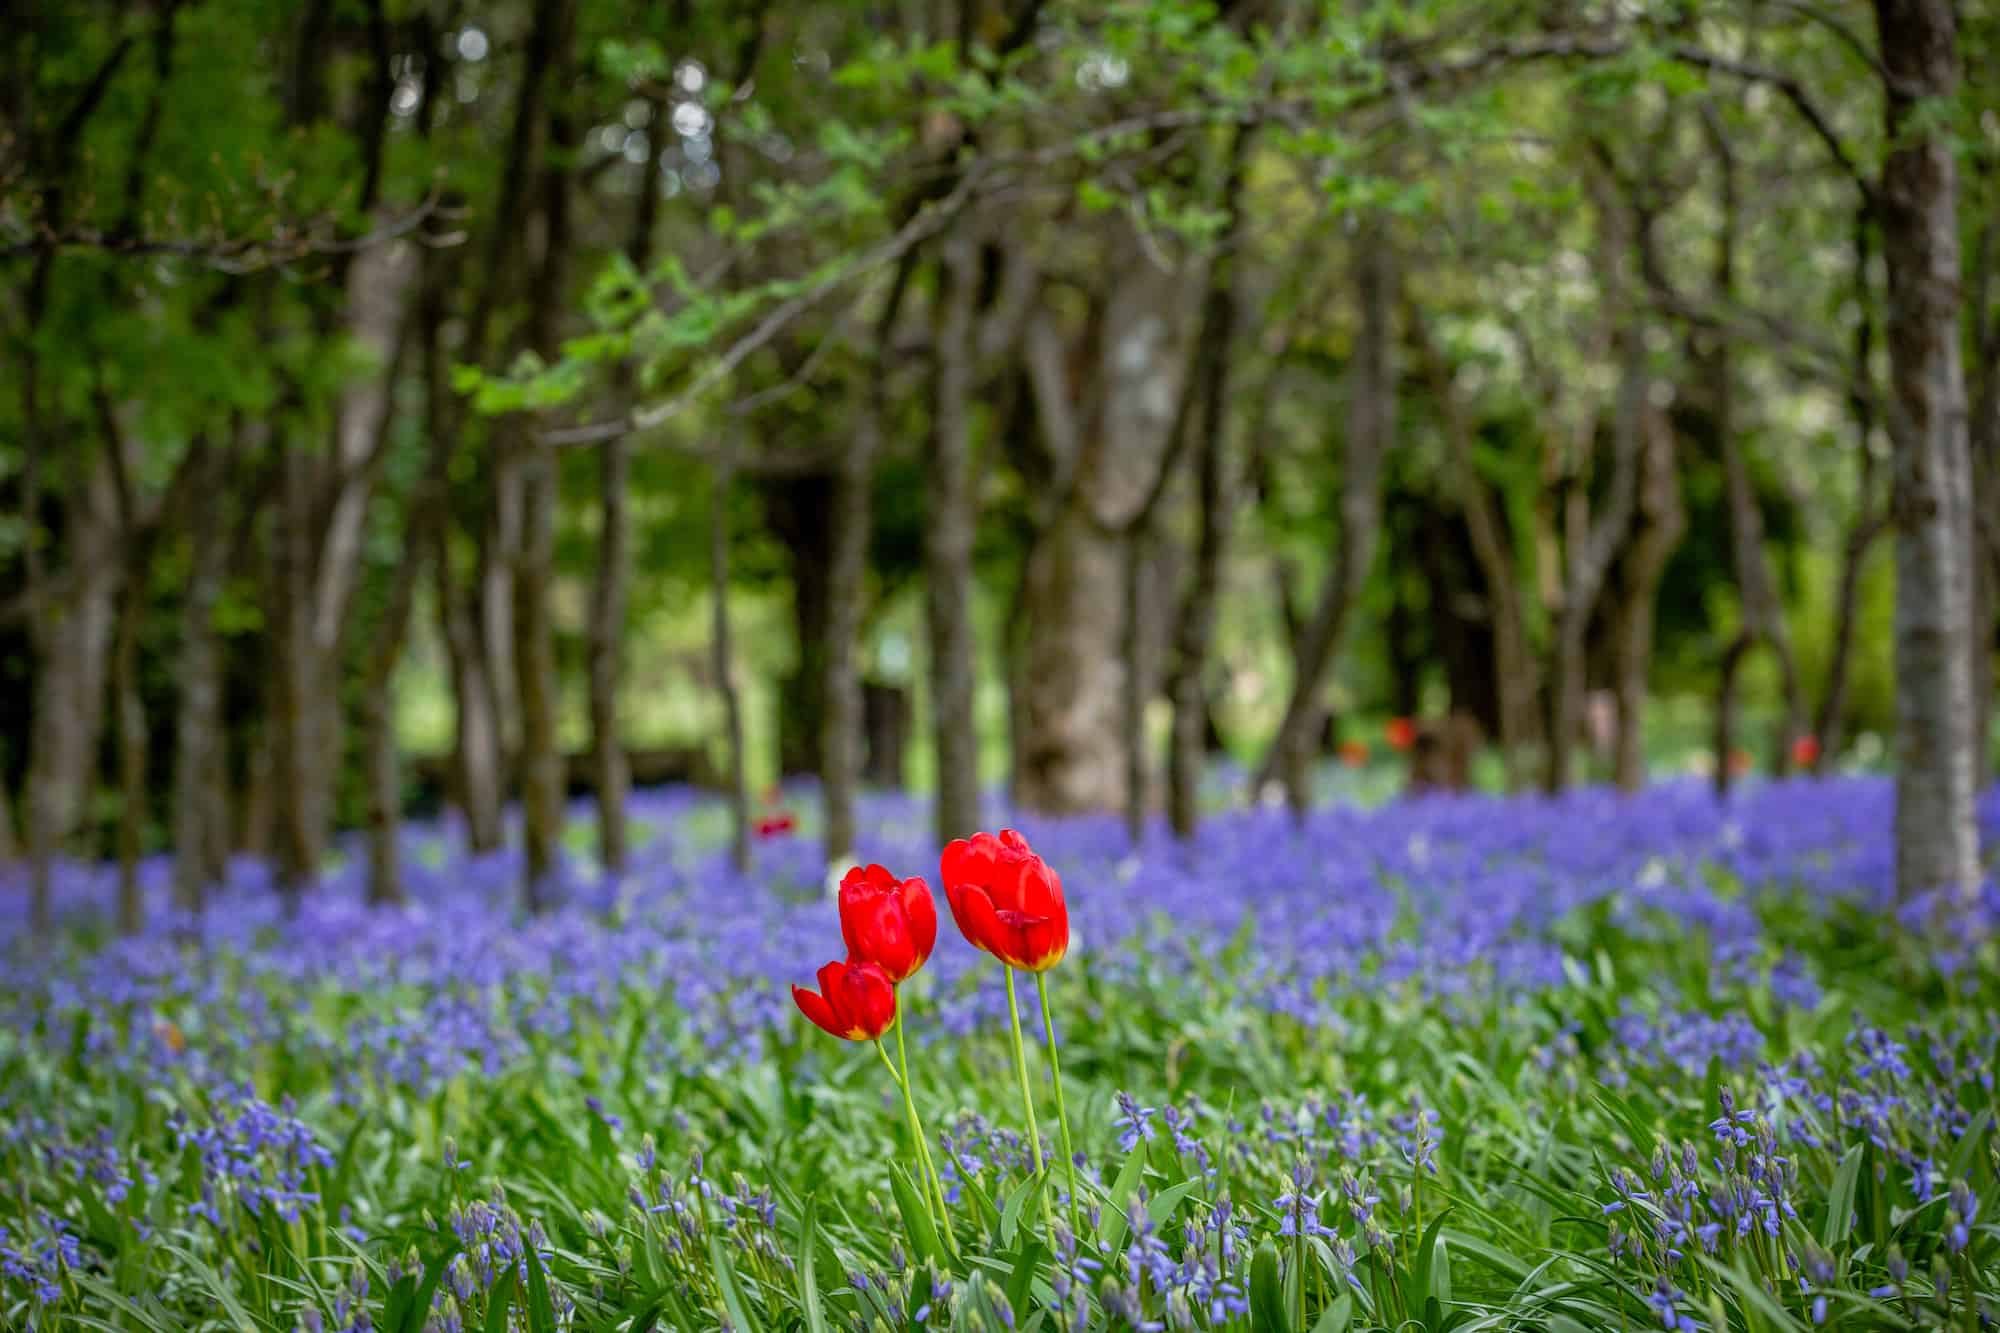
[712,454,752,872]
[1610,416,1685,792]
[927,234,981,847]
[111,562,145,934]
[1120,529,1154,845]
[1713,633,1752,797]
[1251,230,1394,801]
[1412,310,1539,789]
[1165,216,1248,838]
[512,0,576,913]
[1546,191,1648,792]
[1875,0,1980,905]
[439,575,507,852]
[172,444,228,914]
[270,446,320,903]
[588,98,666,875]
[823,379,881,869]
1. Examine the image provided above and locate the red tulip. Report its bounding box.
[1385,717,1417,752]
[939,829,1068,972]
[791,958,897,1041]
[838,864,937,984]
[1791,734,1822,768]
[756,812,797,838]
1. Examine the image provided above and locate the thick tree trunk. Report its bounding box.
[1251,232,1394,803]
[927,234,982,847]
[1016,236,1191,814]
[1874,0,1979,904]
[1610,414,1684,792]
[712,455,752,872]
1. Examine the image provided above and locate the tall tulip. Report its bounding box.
[834,863,952,1240]
[940,828,1079,1235]
[939,830,1068,972]
[838,863,937,983]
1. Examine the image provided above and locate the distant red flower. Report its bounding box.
[940,829,1068,972]
[1338,738,1370,768]
[755,812,797,838]
[1385,717,1417,752]
[1727,748,1753,777]
[838,864,937,984]
[791,958,897,1041]
[1791,734,1822,769]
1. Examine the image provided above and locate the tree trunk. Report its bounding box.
[823,372,882,868]
[1874,0,1980,905]
[512,0,576,913]
[111,562,145,934]
[926,234,982,847]
[1251,230,1394,802]
[1713,632,1752,797]
[588,96,667,875]
[439,574,507,852]
[1610,414,1684,792]
[172,443,228,914]
[712,453,752,872]
[1412,310,1539,789]
[270,445,321,902]
[1546,190,1648,792]
[1016,236,1192,814]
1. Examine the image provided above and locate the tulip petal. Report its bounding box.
[902,875,937,969]
[791,984,841,1038]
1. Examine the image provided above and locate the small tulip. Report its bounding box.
[838,864,938,984]
[755,812,797,838]
[791,958,897,1041]
[940,829,1068,972]
[1338,738,1369,768]
[1385,717,1417,752]
[1791,734,1822,768]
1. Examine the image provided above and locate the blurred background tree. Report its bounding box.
[3,0,1995,925]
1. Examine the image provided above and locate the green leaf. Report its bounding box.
[1250,1242,1292,1333]
[890,1161,947,1268]
[482,1268,515,1333]
[1096,1149,1148,1250]
[1821,1142,1863,1249]
[1308,1290,1353,1333]
[522,1246,557,1333]
[999,1173,1039,1250]
[796,1198,831,1333]
[708,1233,764,1333]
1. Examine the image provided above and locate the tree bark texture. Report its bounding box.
[1874,0,1980,904]
[927,233,982,847]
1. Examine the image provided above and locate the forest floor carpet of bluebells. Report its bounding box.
[4,778,2000,1332]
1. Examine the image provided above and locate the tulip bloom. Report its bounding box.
[1385,716,1417,752]
[838,864,937,984]
[791,958,896,1041]
[755,812,797,838]
[1339,738,1369,768]
[1791,734,1822,768]
[940,829,1069,972]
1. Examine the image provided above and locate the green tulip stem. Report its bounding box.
[894,994,958,1252]
[875,1034,948,1248]
[1004,967,1053,1234]
[1034,970,1082,1240]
